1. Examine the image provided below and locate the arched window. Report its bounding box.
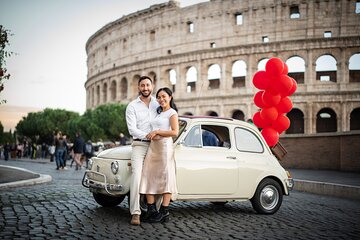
[286,108,304,134]
[316,55,337,82]
[96,85,100,105]
[207,111,218,116]
[316,108,337,133]
[110,80,116,102]
[350,108,360,130]
[120,77,128,100]
[232,110,245,120]
[257,58,269,71]
[286,56,305,84]
[103,82,108,103]
[208,64,221,89]
[349,53,360,83]
[169,69,177,93]
[186,66,197,93]
[232,60,247,88]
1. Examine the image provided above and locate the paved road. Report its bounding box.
[1,160,360,240]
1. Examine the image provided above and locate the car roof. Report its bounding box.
[179,115,255,129]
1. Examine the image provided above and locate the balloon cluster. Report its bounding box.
[252,58,297,147]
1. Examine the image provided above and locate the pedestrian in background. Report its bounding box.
[119,133,128,145]
[73,132,85,170]
[55,132,66,170]
[84,140,94,169]
[48,143,55,162]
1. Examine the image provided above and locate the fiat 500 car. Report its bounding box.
[82,116,293,214]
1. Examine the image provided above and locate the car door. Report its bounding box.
[175,124,238,195]
[233,127,270,198]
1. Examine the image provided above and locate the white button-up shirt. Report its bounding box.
[126,96,159,140]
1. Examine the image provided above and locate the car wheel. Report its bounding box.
[211,201,227,206]
[93,192,126,207]
[250,178,283,214]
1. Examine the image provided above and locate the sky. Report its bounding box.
[0,0,207,115]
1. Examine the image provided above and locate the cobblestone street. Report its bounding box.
[1,159,360,239]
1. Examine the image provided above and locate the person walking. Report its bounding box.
[83,140,94,169]
[139,87,179,223]
[125,76,159,226]
[73,132,85,170]
[55,132,66,170]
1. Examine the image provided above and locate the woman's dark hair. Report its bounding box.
[156,87,178,114]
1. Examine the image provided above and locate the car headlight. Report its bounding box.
[88,159,93,170]
[111,161,119,174]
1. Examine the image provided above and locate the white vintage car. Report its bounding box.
[82,116,293,214]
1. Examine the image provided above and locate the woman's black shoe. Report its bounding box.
[149,205,169,223]
[142,203,158,222]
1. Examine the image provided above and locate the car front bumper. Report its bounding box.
[82,170,124,195]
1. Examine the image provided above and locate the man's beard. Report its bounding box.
[139,90,151,97]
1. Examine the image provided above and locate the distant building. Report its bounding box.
[85,0,360,134]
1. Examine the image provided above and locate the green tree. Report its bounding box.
[16,108,80,144]
[0,25,13,104]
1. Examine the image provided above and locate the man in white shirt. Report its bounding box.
[126,76,159,225]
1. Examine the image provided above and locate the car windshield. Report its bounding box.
[173,119,187,142]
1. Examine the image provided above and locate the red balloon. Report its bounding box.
[253,111,270,129]
[262,90,281,106]
[282,62,288,75]
[272,114,290,134]
[254,91,268,108]
[253,70,270,90]
[274,75,293,96]
[265,58,284,76]
[261,127,279,147]
[260,107,278,123]
[286,77,297,96]
[277,97,293,113]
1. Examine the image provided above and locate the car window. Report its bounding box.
[183,125,202,147]
[183,124,231,148]
[234,128,264,153]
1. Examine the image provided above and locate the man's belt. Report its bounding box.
[133,139,151,143]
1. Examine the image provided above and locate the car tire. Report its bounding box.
[93,192,126,207]
[250,178,283,214]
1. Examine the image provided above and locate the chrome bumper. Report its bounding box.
[82,170,123,195]
[286,178,294,191]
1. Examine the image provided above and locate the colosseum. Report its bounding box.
[85,0,360,171]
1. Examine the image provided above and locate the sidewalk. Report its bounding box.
[0,157,359,200]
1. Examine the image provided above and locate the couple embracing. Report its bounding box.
[125,76,178,225]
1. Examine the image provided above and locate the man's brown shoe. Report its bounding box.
[130,214,140,225]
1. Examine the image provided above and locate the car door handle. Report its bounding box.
[226,156,237,159]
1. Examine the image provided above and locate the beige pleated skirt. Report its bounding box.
[139,137,177,195]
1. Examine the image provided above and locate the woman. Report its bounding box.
[139,87,179,223]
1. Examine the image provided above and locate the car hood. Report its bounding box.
[96,145,132,160]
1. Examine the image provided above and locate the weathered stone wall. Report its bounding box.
[85,0,360,135]
[280,132,360,172]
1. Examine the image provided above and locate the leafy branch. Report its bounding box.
[0,25,13,104]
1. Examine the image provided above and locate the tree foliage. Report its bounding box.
[0,121,15,144]
[16,108,80,144]
[15,104,129,144]
[0,25,13,104]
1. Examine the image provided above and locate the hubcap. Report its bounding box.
[260,185,279,210]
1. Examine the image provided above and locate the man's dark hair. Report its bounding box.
[138,76,153,85]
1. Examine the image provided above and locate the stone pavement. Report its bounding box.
[1,157,359,200]
[0,158,360,239]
